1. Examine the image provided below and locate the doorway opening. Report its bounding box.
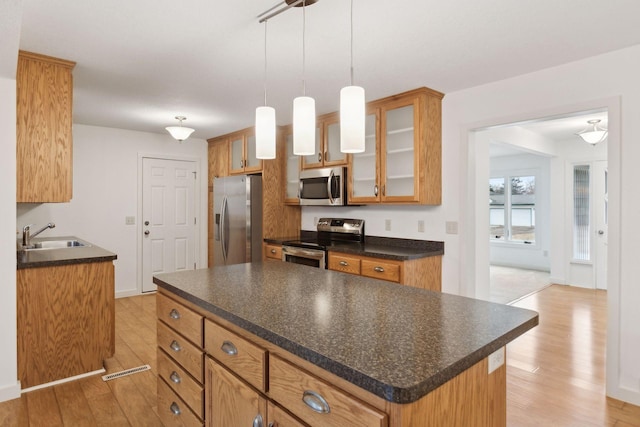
[474,109,608,304]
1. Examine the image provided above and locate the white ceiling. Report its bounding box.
[17,0,640,140]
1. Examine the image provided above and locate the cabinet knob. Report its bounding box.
[374,185,379,196]
[170,402,181,415]
[170,340,182,352]
[302,390,331,414]
[253,414,264,427]
[270,248,276,254]
[169,371,181,384]
[318,152,322,162]
[339,260,348,266]
[221,340,238,356]
[374,266,385,273]
[324,151,328,162]
[169,309,181,320]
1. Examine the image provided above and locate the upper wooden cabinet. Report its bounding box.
[17,51,76,203]
[228,128,262,175]
[349,87,443,205]
[208,138,229,182]
[300,112,348,170]
[282,125,301,204]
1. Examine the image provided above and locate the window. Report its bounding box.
[573,165,590,261]
[489,175,536,243]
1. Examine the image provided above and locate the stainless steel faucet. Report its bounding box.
[22,222,56,247]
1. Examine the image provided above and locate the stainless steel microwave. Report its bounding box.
[299,167,347,206]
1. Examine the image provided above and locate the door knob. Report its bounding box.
[598,230,604,235]
[144,230,150,235]
[144,220,150,226]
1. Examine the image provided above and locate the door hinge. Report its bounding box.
[193,171,197,179]
[194,262,197,270]
[194,217,197,225]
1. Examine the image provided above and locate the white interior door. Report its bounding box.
[142,158,197,292]
[594,160,608,290]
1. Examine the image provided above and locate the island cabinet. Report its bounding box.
[264,242,282,260]
[348,87,443,205]
[328,251,442,292]
[16,51,75,203]
[301,112,348,170]
[157,289,510,427]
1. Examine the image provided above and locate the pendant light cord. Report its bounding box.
[302,0,307,96]
[350,0,354,86]
[263,21,268,106]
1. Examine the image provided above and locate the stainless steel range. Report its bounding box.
[281,218,365,268]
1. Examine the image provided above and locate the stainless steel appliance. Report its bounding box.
[213,175,263,266]
[298,166,347,206]
[282,218,364,268]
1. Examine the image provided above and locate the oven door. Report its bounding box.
[281,246,326,269]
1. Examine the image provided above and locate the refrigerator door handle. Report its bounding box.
[220,196,228,261]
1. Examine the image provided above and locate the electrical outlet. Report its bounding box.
[418,220,425,233]
[445,221,458,235]
[488,347,505,374]
[385,219,391,231]
[125,216,135,225]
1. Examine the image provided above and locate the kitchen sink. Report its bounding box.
[22,239,90,251]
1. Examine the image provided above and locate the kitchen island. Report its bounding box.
[154,261,538,426]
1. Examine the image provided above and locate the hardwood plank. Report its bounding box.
[53,381,96,426]
[25,387,64,426]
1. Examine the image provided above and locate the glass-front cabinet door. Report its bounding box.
[381,100,419,202]
[349,110,379,204]
[300,126,323,169]
[228,129,262,175]
[322,113,347,167]
[244,133,262,173]
[229,134,245,175]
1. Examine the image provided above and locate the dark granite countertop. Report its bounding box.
[264,233,444,260]
[17,236,117,269]
[154,262,538,404]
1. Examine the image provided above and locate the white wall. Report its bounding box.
[301,43,640,406]
[16,125,208,297]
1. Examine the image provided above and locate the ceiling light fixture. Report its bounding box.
[165,116,195,142]
[292,0,316,155]
[255,21,276,159]
[340,0,365,153]
[576,119,608,145]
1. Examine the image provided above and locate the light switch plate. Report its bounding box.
[125,216,136,225]
[418,220,425,232]
[445,221,458,235]
[385,219,391,231]
[488,347,505,374]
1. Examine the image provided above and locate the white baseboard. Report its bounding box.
[116,289,141,299]
[21,368,106,394]
[0,381,22,403]
[549,276,566,285]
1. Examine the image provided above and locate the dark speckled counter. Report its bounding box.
[17,236,117,269]
[154,262,538,404]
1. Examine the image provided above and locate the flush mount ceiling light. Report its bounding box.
[165,116,195,142]
[576,119,608,145]
[255,21,276,159]
[340,0,365,153]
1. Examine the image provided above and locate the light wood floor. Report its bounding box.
[0,285,638,426]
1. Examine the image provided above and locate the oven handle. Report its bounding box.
[282,246,326,260]
[327,169,335,205]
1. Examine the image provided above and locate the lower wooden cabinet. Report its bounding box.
[328,251,442,291]
[264,243,283,260]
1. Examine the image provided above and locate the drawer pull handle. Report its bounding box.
[253,414,264,427]
[169,309,181,319]
[170,340,182,352]
[374,266,385,273]
[270,248,276,254]
[170,402,181,415]
[221,340,238,356]
[339,260,348,266]
[302,390,330,414]
[169,371,181,384]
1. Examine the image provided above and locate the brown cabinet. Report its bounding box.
[16,51,75,203]
[264,243,283,260]
[328,251,442,291]
[17,261,114,388]
[228,128,263,175]
[283,125,302,204]
[348,87,443,205]
[156,293,205,426]
[301,112,348,170]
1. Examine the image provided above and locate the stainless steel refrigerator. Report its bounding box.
[213,175,263,266]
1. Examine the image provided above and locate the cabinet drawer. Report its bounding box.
[361,259,401,283]
[158,321,204,382]
[158,349,204,419]
[269,355,387,427]
[157,376,203,427]
[265,244,282,260]
[328,253,361,275]
[157,293,203,347]
[204,319,266,392]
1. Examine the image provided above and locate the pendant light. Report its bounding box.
[255,21,276,159]
[340,0,365,153]
[576,119,608,145]
[165,116,195,142]
[293,0,316,156]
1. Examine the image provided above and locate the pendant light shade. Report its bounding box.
[340,85,365,153]
[293,96,316,155]
[255,106,276,159]
[165,116,195,142]
[576,119,608,145]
